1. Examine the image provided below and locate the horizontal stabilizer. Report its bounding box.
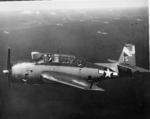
[118,63,149,72]
[107,59,118,63]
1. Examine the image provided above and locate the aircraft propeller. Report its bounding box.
[2,48,12,87]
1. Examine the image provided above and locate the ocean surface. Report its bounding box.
[0,7,149,119]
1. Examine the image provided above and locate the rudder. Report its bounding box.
[118,44,136,66]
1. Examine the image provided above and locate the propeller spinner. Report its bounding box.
[3,48,12,87]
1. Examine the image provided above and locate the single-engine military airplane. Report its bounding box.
[2,44,149,91]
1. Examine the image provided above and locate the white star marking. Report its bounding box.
[105,69,112,78]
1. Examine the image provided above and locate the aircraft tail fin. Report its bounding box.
[118,44,136,66]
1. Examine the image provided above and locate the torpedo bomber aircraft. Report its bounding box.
[2,44,149,91]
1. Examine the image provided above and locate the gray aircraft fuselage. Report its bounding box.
[11,62,105,83]
[10,60,118,91]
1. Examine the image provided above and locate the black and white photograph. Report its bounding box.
[0,0,149,119]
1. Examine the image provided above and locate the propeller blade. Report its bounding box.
[7,48,11,70]
[8,73,11,87]
[8,48,11,87]
[3,48,12,87]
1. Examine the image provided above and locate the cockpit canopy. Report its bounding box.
[31,52,86,67]
[31,52,43,61]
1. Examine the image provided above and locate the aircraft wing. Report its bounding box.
[41,71,104,91]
